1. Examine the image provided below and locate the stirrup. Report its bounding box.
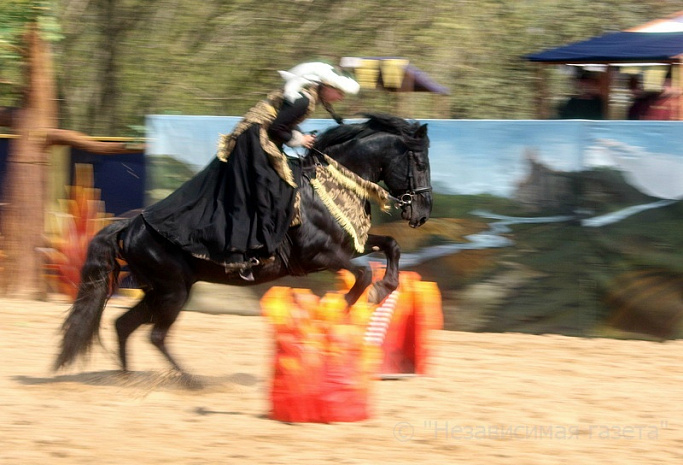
[239,268,255,281]
[236,257,261,281]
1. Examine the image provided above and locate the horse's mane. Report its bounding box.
[314,113,425,152]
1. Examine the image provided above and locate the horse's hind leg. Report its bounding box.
[115,285,190,372]
[147,285,191,372]
[115,297,153,371]
[119,217,194,372]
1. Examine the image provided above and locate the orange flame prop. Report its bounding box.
[42,164,114,299]
[261,267,442,423]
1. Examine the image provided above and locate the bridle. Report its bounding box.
[390,149,432,209]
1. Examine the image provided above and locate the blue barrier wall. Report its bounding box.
[146,116,683,201]
[5,119,679,338]
[0,137,145,216]
[69,147,145,216]
[0,137,11,201]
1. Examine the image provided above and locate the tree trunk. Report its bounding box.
[0,25,57,298]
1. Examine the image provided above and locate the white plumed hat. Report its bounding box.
[278,62,360,102]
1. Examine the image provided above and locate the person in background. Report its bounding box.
[626,75,656,120]
[558,71,605,120]
[642,68,681,120]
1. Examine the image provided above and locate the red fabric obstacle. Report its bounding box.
[261,288,380,423]
[260,268,442,423]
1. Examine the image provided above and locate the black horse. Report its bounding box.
[54,113,432,373]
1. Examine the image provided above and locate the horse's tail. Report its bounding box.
[53,218,130,371]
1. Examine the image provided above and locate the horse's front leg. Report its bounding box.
[343,263,373,307]
[364,234,401,304]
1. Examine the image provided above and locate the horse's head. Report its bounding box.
[378,119,432,228]
[313,113,433,228]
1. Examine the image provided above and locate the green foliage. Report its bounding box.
[0,0,61,102]
[5,1,683,132]
[430,193,528,219]
[0,1,61,56]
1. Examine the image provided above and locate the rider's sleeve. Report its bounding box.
[268,95,310,147]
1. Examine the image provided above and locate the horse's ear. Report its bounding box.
[415,123,428,139]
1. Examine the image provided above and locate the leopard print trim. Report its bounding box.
[308,159,392,252]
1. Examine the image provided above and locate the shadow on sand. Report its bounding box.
[14,370,261,392]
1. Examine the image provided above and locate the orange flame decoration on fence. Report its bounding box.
[42,164,115,299]
[261,265,443,423]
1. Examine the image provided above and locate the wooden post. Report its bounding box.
[434,94,450,118]
[396,72,411,117]
[0,26,56,298]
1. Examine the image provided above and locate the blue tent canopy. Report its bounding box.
[526,32,683,63]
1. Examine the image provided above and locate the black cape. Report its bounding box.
[142,125,299,266]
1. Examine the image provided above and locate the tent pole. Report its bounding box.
[599,66,613,119]
[535,65,550,119]
[673,61,683,121]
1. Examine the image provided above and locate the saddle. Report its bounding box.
[240,154,391,280]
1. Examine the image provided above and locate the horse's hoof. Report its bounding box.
[367,285,381,305]
[179,373,205,390]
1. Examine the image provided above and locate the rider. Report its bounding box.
[142,62,360,280]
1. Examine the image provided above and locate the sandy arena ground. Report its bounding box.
[1,294,682,464]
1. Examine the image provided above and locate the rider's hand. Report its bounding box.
[302,133,316,148]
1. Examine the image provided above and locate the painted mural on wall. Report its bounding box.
[146,117,683,340]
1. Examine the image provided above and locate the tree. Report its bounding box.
[50,0,683,128]
[56,0,162,135]
[0,2,137,298]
